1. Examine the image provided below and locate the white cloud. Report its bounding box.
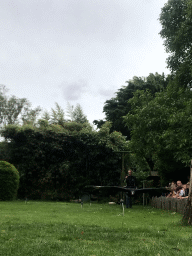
[0,0,169,124]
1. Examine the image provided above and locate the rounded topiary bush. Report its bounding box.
[0,161,20,200]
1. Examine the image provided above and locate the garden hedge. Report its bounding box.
[0,161,20,200]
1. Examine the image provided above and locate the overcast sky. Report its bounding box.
[1,0,169,125]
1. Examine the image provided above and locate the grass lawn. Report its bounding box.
[0,201,192,256]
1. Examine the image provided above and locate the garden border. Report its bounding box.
[151,196,188,214]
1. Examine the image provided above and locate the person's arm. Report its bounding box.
[178,196,189,199]
[173,192,179,198]
[166,192,172,198]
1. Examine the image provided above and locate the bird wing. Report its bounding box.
[84,186,169,196]
[84,185,134,196]
[134,187,169,196]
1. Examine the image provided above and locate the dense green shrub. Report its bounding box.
[0,161,20,200]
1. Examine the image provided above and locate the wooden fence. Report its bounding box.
[151,196,188,214]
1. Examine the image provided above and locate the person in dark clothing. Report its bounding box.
[124,169,136,208]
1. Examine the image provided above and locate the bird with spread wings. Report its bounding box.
[81,185,169,202]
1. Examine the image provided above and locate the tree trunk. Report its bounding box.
[182,160,192,225]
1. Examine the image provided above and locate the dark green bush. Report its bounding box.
[0,161,20,200]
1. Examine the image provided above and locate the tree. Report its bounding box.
[159,0,192,85]
[159,0,192,224]
[67,103,88,123]
[66,102,74,121]
[50,103,65,126]
[96,121,128,151]
[94,73,170,137]
[41,110,50,121]
[0,85,41,128]
[125,83,191,175]
[123,82,192,222]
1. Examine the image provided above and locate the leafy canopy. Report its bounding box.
[124,82,192,181]
[0,85,41,127]
[159,0,192,85]
[94,73,170,138]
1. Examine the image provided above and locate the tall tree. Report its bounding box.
[159,0,192,85]
[124,82,191,179]
[94,73,170,137]
[124,82,192,222]
[67,103,88,124]
[0,85,41,127]
[50,103,65,126]
[66,102,74,121]
[159,0,192,225]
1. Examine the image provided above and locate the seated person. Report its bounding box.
[173,186,183,198]
[170,181,176,189]
[177,184,189,199]
[166,182,176,198]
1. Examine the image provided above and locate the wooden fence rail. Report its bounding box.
[151,196,188,214]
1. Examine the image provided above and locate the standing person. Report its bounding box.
[124,169,136,208]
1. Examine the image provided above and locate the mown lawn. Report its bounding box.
[0,201,192,256]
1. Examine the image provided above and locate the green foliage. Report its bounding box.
[124,82,191,181]
[37,119,49,130]
[50,103,65,126]
[97,121,112,142]
[0,141,10,161]
[72,104,88,123]
[106,131,128,151]
[159,0,192,85]
[95,73,170,137]
[0,85,41,127]
[124,152,151,173]
[67,103,88,123]
[40,103,89,132]
[134,170,150,186]
[0,161,20,200]
[0,121,125,199]
[63,122,91,135]
[97,121,128,151]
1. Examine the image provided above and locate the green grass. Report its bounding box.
[0,201,192,256]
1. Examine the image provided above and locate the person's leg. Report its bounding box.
[126,195,132,208]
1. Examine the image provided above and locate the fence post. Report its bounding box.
[169,200,171,211]
[143,181,145,206]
